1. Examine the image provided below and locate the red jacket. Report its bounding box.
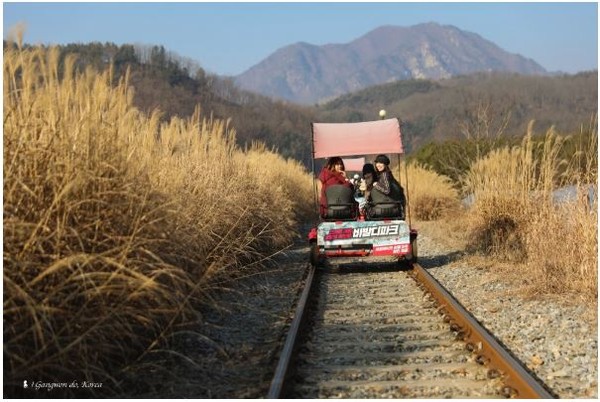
[319,168,352,215]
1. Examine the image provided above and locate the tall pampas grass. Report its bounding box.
[522,122,597,297]
[463,121,597,299]
[402,162,460,221]
[4,44,312,397]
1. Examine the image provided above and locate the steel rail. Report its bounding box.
[267,265,316,398]
[410,263,555,399]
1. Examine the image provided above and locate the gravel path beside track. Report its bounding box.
[123,224,597,398]
[416,227,598,399]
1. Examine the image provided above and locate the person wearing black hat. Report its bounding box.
[374,154,390,166]
[357,162,378,215]
[370,154,406,218]
[372,154,395,195]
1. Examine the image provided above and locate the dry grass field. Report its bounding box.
[3,44,312,396]
[408,123,597,302]
[401,135,596,302]
[462,126,597,298]
[401,162,461,221]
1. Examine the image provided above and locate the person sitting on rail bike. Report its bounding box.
[318,156,357,219]
[357,163,377,216]
[366,154,406,219]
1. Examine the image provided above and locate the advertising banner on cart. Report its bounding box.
[317,220,410,253]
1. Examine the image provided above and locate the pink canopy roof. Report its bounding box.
[342,157,366,172]
[312,118,403,159]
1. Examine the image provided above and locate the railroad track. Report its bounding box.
[268,260,554,399]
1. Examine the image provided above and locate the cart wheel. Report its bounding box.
[309,242,321,267]
[409,236,418,264]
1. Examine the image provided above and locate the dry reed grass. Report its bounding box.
[4,44,312,396]
[462,122,597,300]
[402,162,461,221]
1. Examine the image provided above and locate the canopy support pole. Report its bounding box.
[310,123,319,217]
[399,155,412,228]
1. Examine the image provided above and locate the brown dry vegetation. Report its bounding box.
[3,44,312,396]
[405,121,597,304]
[463,124,597,300]
[401,162,461,221]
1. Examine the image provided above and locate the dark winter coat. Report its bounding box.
[372,170,405,208]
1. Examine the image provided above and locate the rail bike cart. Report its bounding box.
[308,118,418,267]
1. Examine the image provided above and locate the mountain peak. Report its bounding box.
[235,23,547,104]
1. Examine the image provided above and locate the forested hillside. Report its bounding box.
[13,41,596,169]
[318,72,598,153]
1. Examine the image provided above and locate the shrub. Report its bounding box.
[462,122,597,299]
[402,162,461,221]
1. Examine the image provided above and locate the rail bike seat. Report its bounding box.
[366,187,405,220]
[321,185,357,221]
[366,202,404,219]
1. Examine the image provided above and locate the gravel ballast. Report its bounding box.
[416,224,598,399]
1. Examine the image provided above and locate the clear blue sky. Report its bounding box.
[3,2,598,76]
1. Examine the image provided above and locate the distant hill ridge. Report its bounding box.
[234,22,547,104]
[27,40,594,169]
